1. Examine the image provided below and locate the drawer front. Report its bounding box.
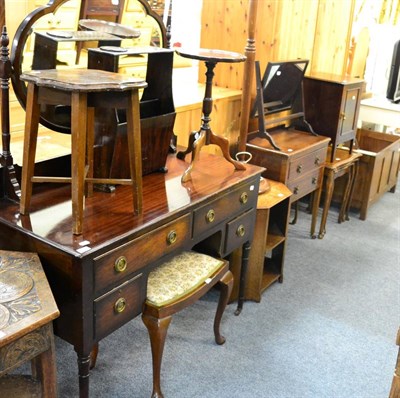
[288,168,322,200]
[193,181,258,238]
[94,214,191,295]
[287,147,327,182]
[94,273,146,341]
[224,208,256,255]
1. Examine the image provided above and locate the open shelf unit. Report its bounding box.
[244,180,292,302]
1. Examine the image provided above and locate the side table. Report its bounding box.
[316,147,362,239]
[0,250,59,397]
[175,48,247,182]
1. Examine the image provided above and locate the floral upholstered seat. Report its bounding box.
[146,251,225,307]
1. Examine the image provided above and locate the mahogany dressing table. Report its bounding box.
[0,152,263,397]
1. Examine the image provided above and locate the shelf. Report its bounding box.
[265,233,285,252]
[261,258,282,292]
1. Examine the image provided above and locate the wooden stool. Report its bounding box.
[19,68,147,235]
[142,251,233,398]
[0,250,59,397]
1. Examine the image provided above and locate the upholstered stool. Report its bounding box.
[19,68,147,234]
[142,251,233,398]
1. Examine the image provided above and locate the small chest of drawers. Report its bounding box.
[247,129,330,202]
[246,128,330,236]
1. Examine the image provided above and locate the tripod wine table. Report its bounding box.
[175,48,247,182]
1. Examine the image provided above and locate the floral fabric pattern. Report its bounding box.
[146,251,224,307]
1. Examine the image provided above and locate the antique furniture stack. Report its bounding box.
[0,2,264,397]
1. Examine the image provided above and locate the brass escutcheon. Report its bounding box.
[236,224,245,237]
[206,209,215,223]
[114,297,126,313]
[114,256,127,273]
[166,230,177,245]
[240,192,248,204]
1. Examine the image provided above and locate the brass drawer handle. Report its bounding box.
[240,192,248,204]
[114,297,126,314]
[206,209,215,223]
[312,177,317,185]
[166,230,177,245]
[114,256,127,273]
[236,224,245,237]
[293,186,299,194]
[314,157,320,166]
[296,164,303,173]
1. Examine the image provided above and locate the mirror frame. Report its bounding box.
[10,0,167,133]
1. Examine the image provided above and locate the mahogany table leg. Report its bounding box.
[181,130,206,183]
[339,165,352,223]
[318,169,334,239]
[235,241,251,315]
[77,353,91,398]
[176,130,200,160]
[345,161,359,221]
[208,129,246,171]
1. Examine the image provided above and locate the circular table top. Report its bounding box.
[175,48,246,63]
[79,19,141,39]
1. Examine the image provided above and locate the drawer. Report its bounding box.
[288,168,322,200]
[193,181,258,238]
[94,273,146,341]
[94,214,191,295]
[287,147,327,182]
[224,208,256,255]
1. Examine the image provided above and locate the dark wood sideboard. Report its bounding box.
[0,152,263,397]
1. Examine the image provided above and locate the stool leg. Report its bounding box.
[126,89,143,215]
[20,83,40,214]
[85,107,95,198]
[71,92,87,235]
[31,324,58,398]
[214,270,233,345]
[142,311,172,398]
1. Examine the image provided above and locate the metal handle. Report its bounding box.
[166,230,177,245]
[340,112,346,120]
[114,256,127,273]
[240,192,248,204]
[314,157,320,165]
[312,177,317,185]
[236,224,245,237]
[114,297,126,314]
[206,209,215,223]
[296,164,303,173]
[293,186,299,194]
